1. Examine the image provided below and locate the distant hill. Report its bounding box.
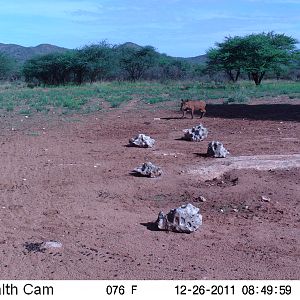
[0,42,207,64]
[178,55,207,65]
[117,42,143,51]
[117,42,207,64]
[0,43,68,63]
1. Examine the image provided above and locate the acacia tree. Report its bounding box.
[206,36,245,82]
[0,52,15,80]
[119,46,159,81]
[22,42,117,85]
[206,32,298,85]
[77,42,117,82]
[23,51,75,85]
[242,32,297,85]
[155,54,191,80]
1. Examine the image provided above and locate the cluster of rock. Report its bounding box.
[156,203,202,233]
[129,125,229,234]
[182,124,229,158]
[183,124,208,142]
[129,134,162,178]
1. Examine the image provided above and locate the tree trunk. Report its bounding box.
[252,71,266,85]
[226,69,240,82]
[251,72,260,85]
[235,69,240,81]
[226,70,235,81]
[258,71,265,84]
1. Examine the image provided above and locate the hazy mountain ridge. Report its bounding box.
[0,42,207,64]
[119,42,207,64]
[0,43,68,63]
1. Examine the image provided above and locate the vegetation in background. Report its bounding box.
[22,44,119,86]
[0,32,299,87]
[118,45,159,81]
[207,32,298,85]
[0,52,17,80]
[1,80,300,116]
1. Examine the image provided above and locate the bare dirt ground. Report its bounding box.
[0,98,299,280]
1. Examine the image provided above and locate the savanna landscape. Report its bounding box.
[0,79,299,280]
[0,28,300,280]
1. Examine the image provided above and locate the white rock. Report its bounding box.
[133,162,162,178]
[199,196,207,202]
[207,141,229,158]
[129,134,155,148]
[183,124,208,142]
[156,203,202,233]
[261,195,271,202]
[42,241,62,249]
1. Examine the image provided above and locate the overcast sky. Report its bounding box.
[1,0,300,57]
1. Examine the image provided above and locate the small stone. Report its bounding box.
[42,241,62,249]
[261,195,271,202]
[199,196,207,202]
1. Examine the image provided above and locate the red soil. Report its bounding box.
[0,99,299,280]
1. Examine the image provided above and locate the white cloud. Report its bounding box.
[0,0,100,19]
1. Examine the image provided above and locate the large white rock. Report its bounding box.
[129,134,155,148]
[156,203,202,233]
[207,141,229,158]
[183,124,208,142]
[133,162,162,178]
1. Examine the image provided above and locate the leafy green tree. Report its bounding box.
[23,51,75,85]
[206,32,298,85]
[0,52,15,80]
[156,55,191,80]
[78,42,117,82]
[206,36,245,82]
[191,63,206,79]
[291,50,300,74]
[119,46,159,81]
[23,41,117,85]
[270,64,291,80]
[242,32,297,85]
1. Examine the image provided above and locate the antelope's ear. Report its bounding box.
[181,99,184,103]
